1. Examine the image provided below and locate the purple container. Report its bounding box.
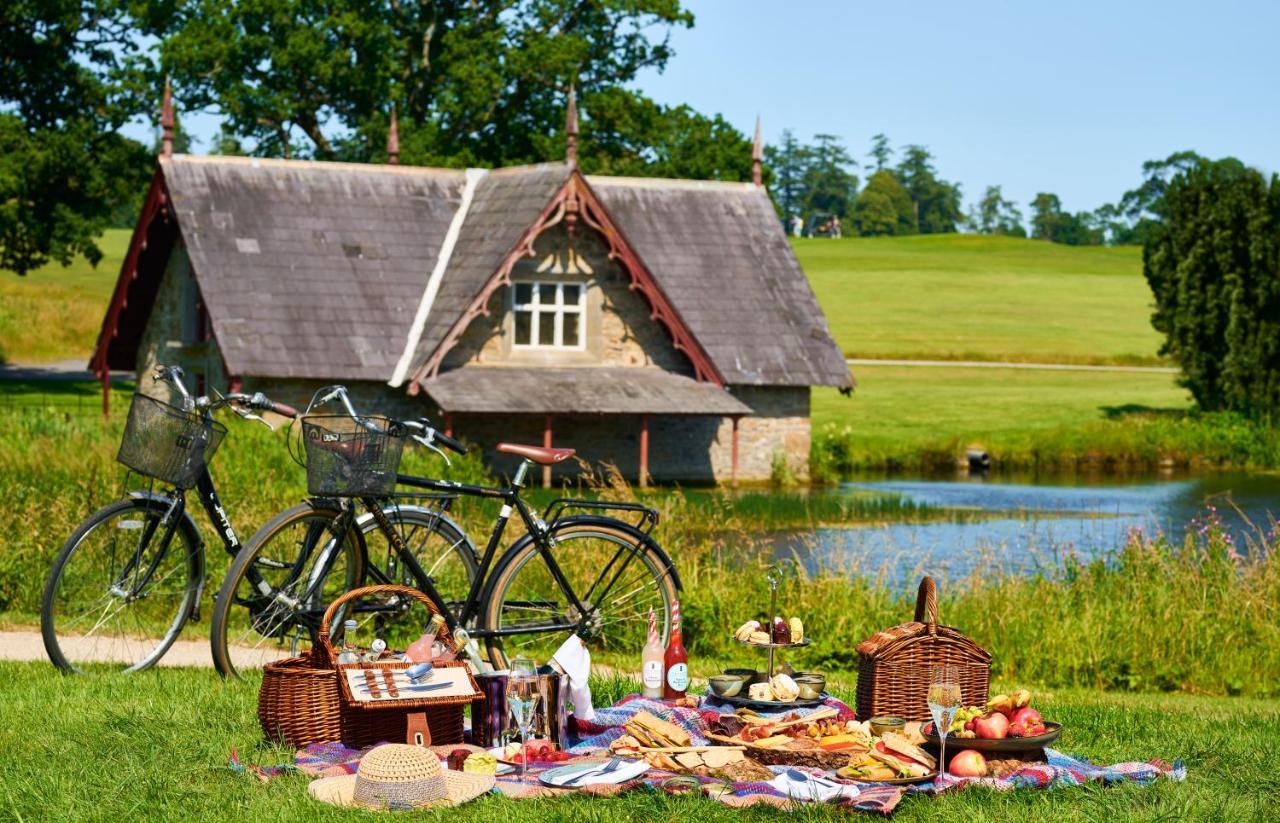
[471,670,510,749]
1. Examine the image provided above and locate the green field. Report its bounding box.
[3,663,1275,822]
[794,234,1163,366]
[0,229,127,364]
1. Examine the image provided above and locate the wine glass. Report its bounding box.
[507,657,540,779]
[927,666,962,784]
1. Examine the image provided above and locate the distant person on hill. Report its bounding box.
[790,214,803,237]
[830,216,842,238]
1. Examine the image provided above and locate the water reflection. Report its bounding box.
[776,473,1280,583]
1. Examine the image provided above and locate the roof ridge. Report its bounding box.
[584,174,757,191]
[161,154,467,177]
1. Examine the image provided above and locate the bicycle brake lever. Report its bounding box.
[243,411,275,431]
[413,435,451,466]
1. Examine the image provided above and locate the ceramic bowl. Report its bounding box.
[869,716,906,736]
[708,674,745,697]
[724,667,764,685]
[793,672,826,700]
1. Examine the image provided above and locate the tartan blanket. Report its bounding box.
[904,748,1186,793]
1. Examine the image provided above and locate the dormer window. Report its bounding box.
[513,282,585,350]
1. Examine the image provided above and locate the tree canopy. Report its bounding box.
[853,170,916,236]
[969,186,1026,237]
[1144,159,1280,419]
[896,145,962,234]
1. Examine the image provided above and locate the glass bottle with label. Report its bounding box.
[406,613,446,663]
[641,607,665,699]
[662,599,688,700]
[336,619,361,665]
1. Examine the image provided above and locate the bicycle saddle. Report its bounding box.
[496,443,576,465]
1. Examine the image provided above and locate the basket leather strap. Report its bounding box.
[407,712,432,748]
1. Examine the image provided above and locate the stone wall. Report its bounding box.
[135,242,228,401]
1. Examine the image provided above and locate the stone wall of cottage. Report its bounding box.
[135,242,229,401]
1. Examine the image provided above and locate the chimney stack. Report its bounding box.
[751,115,763,186]
[387,105,400,165]
[161,77,175,157]
[565,85,579,170]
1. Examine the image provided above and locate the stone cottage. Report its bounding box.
[91,95,852,484]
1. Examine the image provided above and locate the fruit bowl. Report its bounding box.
[920,721,1062,754]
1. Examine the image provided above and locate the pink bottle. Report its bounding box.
[406,614,446,663]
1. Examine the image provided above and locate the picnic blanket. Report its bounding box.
[229,692,1185,815]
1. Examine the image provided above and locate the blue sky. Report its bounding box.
[634,0,1279,213]
[149,0,1278,216]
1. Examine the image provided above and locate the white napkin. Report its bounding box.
[551,634,596,722]
[767,769,861,803]
[543,758,650,787]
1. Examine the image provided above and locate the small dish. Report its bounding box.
[793,672,826,700]
[708,674,744,697]
[724,667,764,685]
[869,716,905,736]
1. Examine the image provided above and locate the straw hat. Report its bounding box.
[308,744,495,810]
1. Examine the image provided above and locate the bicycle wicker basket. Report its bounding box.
[257,585,480,749]
[116,392,228,490]
[300,414,405,497]
[855,577,992,722]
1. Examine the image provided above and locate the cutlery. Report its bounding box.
[562,757,623,787]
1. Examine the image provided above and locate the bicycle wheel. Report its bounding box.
[353,502,478,651]
[41,498,201,674]
[481,517,678,669]
[210,502,364,678]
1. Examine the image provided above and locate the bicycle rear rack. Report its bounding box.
[542,497,659,536]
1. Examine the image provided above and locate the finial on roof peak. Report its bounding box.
[161,77,175,157]
[565,84,579,169]
[751,115,763,186]
[387,104,400,165]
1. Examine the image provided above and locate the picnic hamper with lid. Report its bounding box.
[258,584,481,749]
[855,576,992,722]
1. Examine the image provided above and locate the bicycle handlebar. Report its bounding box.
[401,419,469,456]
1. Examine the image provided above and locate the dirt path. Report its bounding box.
[0,629,305,669]
[846,357,1176,373]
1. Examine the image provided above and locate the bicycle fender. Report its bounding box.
[356,504,479,566]
[480,514,682,609]
[125,491,208,603]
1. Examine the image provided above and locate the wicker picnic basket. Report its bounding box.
[257,584,480,749]
[854,577,991,722]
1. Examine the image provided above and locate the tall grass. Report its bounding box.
[4,400,1277,697]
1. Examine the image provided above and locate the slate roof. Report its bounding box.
[588,176,852,388]
[160,155,465,381]
[419,367,751,416]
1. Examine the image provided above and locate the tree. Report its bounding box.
[764,129,809,219]
[149,0,695,168]
[867,133,892,170]
[803,133,858,218]
[895,145,962,234]
[1029,193,1104,246]
[1144,159,1280,419]
[853,170,915,236]
[969,185,1026,237]
[1,1,152,274]
[1109,150,1207,245]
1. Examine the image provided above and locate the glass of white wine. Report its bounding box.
[927,665,962,783]
[507,656,540,779]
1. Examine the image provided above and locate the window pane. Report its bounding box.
[514,310,532,345]
[538,311,555,346]
[562,312,580,347]
[562,284,580,305]
[515,283,533,306]
[539,283,557,304]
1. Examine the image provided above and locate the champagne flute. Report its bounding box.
[927,666,962,784]
[507,657,539,779]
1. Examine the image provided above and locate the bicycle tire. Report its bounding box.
[41,497,201,674]
[210,501,365,678]
[480,516,678,670]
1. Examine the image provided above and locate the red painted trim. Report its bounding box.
[542,414,553,488]
[90,167,170,375]
[410,171,725,388]
[639,414,650,488]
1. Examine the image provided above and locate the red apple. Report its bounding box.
[1009,707,1042,728]
[973,711,1009,740]
[949,749,988,778]
[964,719,976,732]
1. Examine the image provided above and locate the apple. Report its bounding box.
[972,711,1009,740]
[949,749,988,778]
[1009,707,1042,727]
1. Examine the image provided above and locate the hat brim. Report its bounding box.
[308,769,495,810]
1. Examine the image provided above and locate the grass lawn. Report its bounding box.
[0,228,128,365]
[3,662,1274,821]
[813,364,1193,460]
[794,234,1164,366]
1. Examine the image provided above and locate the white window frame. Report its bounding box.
[512,281,587,351]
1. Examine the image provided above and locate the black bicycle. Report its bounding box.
[209,385,682,678]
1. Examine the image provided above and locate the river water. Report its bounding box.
[777,472,1280,583]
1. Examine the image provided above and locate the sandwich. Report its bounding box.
[867,732,937,778]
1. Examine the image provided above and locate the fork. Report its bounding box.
[563,756,623,787]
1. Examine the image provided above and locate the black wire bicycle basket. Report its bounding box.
[301,415,406,497]
[116,393,228,490]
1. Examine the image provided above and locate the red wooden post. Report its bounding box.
[542,414,553,488]
[639,414,650,488]
[101,365,111,420]
[443,413,453,438]
[731,416,741,487]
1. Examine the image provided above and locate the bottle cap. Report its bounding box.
[371,638,387,654]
